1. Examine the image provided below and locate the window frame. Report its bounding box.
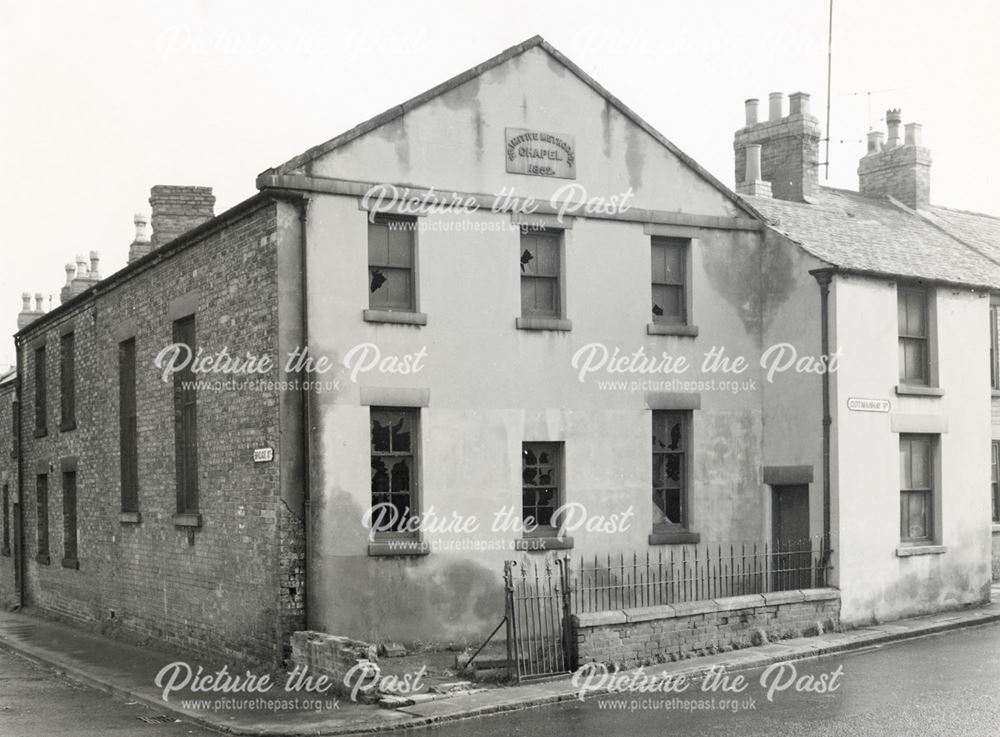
[650,237,689,326]
[992,440,1000,524]
[369,407,420,540]
[652,411,692,533]
[60,331,76,431]
[1,483,9,556]
[36,473,49,565]
[34,344,47,437]
[119,338,139,515]
[367,216,418,313]
[899,434,935,544]
[61,469,78,568]
[520,441,563,538]
[172,316,199,518]
[897,285,931,386]
[991,302,1000,391]
[519,228,563,320]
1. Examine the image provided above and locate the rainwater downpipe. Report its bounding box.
[813,269,834,572]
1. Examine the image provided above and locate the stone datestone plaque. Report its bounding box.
[505,127,576,179]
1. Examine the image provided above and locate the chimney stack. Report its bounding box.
[128,212,152,263]
[734,90,820,202]
[149,185,215,250]
[858,109,932,210]
[17,291,47,330]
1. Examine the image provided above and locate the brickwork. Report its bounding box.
[13,198,305,666]
[0,377,17,608]
[289,630,378,697]
[858,145,932,210]
[733,113,821,202]
[149,186,216,249]
[573,589,841,669]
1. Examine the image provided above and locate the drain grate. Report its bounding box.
[138,714,176,724]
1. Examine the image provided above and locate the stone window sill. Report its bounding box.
[36,553,50,565]
[363,309,427,326]
[172,513,202,528]
[516,317,573,332]
[119,511,142,525]
[991,523,1000,534]
[368,539,430,557]
[992,389,1000,398]
[649,530,701,545]
[60,419,76,433]
[34,428,47,439]
[514,536,574,552]
[895,384,944,397]
[895,544,947,557]
[61,557,79,570]
[647,323,699,337]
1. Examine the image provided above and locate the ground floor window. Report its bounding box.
[370,408,418,534]
[652,411,690,531]
[522,442,562,535]
[899,434,935,543]
[992,440,1000,523]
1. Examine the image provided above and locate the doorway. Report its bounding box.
[771,484,811,589]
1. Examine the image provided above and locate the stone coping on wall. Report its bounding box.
[575,588,840,628]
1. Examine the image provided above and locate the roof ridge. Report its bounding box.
[930,203,1000,221]
[264,35,759,219]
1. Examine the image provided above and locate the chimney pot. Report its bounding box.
[89,250,100,280]
[21,293,31,312]
[34,293,44,312]
[768,92,786,121]
[744,98,760,126]
[866,130,886,155]
[133,212,150,244]
[789,92,811,116]
[886,109,902,148]
[75,254,89,275]
[904,122,923,147]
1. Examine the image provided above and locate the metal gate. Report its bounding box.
[504,557,574,680]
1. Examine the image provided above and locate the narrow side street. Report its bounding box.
[424,623,1000,737]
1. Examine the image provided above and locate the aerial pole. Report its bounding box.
[825,0,834,179]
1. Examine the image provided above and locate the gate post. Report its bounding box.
[557,554,577,671]
[503,560,518,681]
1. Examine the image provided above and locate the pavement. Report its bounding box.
[1,586,999,736]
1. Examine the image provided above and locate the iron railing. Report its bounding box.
[570,536,831,613]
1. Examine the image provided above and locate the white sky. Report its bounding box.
[2,0,998,368]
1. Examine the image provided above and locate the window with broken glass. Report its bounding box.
[522,442,561,536]
[520,230,561,318]
[899,434,934,543]
[898,286,929,385]
[368,218,416,311]
[370,409,418,535]
[652,411,689,531]
[651,238,687,324]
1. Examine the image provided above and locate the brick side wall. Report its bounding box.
[15,200,299,665]
[574,589,841,669]
[0,381,17,608]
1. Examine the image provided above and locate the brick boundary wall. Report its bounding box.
[573,588,840,669]
[289,631,379,700]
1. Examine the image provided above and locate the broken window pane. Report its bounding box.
[520,232,561,318]
[370,409,418,535]
[521,442,561,533]
[652,411,689,531]
[368,219,415,311]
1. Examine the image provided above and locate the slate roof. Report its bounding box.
[743,187,1000,289]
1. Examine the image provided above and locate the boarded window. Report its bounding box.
[521,442,562,534]
[651,238,687,323]
[653,411,689,530]
[173,317,198,514]
[62,471,77,565]
[60,331,76,430]
[36,474,49,564]
[520,230,561,318]
[1,483,9,556]
[993,441,1000,524]
[370,408,418,534]
[34,345,47,436]
[900,434,934,542]
[898,287,929,384]
[119,339,138,513]
[368,218,416,311]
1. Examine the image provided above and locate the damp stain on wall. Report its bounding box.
[374,116,411,176]
[701,230,764,337]
[625,125,644,191]
[440,77,484,162]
